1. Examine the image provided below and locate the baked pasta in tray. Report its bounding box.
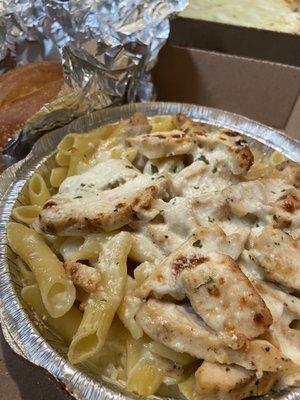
[179,0,300,35]
[7,112,300,400]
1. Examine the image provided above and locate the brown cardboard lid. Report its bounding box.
[153,44,300,133]
[170,17,300,67]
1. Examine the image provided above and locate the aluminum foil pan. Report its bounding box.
[0,102,300,400]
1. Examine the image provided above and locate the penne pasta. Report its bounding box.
[28,173,51,206]
[246,162,267,180]
[126,337,167,396]
[59,127,118,176]
[178,375,196,400]
[68,232,131,364]
[50,167,68,188]
[12,205,41,225]
[149,115,174,132]
[269,150,286,166]
[59,233,111,263]
[17,258,36,286]
[147,342,195,366]
[117,276,143,340]
[57,133,77,153]
[67,150,85,177]
[55,150,70,167]
[130,233,163,263]
[22,285,82,344]
[133,261,156,286]
[98,317,129,365]
[111,146,138,163]
[7,223,76,318]
[76,287,89,309]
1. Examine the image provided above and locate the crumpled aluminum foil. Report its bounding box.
[0,0,188,165]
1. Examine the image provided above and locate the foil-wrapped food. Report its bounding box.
[0,0,187,165]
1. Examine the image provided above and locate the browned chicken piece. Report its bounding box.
[254,280,300,366]
[171,113,202,130]
[195,361,279,400]
[119,112,151,138]
[171,114,254,174]
[64,261,101,293]
[196,128,254,175]
[127,129,196,159]
[224,178,300,230]
[136,225,272,349]
[271,160,300,187]
[249,228,300,291]
[224,179,283,218]
[128,125,253,178]
[195,362,254,395]
[272,187,300,230]
[37,159,168,235]
[136,299,289,372]
[171,160,238,197]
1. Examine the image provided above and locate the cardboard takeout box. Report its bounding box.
[153,45,300,139]
[153,17,300,141]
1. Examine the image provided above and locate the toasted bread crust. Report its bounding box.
[0,61,63,147]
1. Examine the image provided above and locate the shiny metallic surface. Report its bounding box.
[0,0,187,165]
[0,102,299,400]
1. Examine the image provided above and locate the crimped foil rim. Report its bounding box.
[0,102,299,400]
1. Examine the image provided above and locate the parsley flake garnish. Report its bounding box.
[193,240,202,248]
[206,276,214,284]
[151,164,158,174]
[193,186,199,189]
[212,166,217,173]
[198,155,209,165]
[74,196,83,199]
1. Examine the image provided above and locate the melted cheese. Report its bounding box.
[35,113,300,395]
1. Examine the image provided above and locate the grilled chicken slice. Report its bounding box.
[224,179,300,230]
[195,362,254,395]
[129,231,165,263]
[38,159,168,235]
[160,197,199,238]
[195,362,279,400]
[64,261,101,293]
[193,128,254,176]
[170,135,253,198]
[128,126,253,174]
[254,281,300,366]
[131,196,225,257]
[273,187,300,231]
[136,226,272,348]
[119,112,151,138]
[224,179,285,218]
[136,300,289,372]
[127,129,196,159]
[249,228,300,291]
[136,225,250,299]
[270,160,300,186]
[171,160,239,197]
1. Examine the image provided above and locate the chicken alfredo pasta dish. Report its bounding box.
[7,113,300,399]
